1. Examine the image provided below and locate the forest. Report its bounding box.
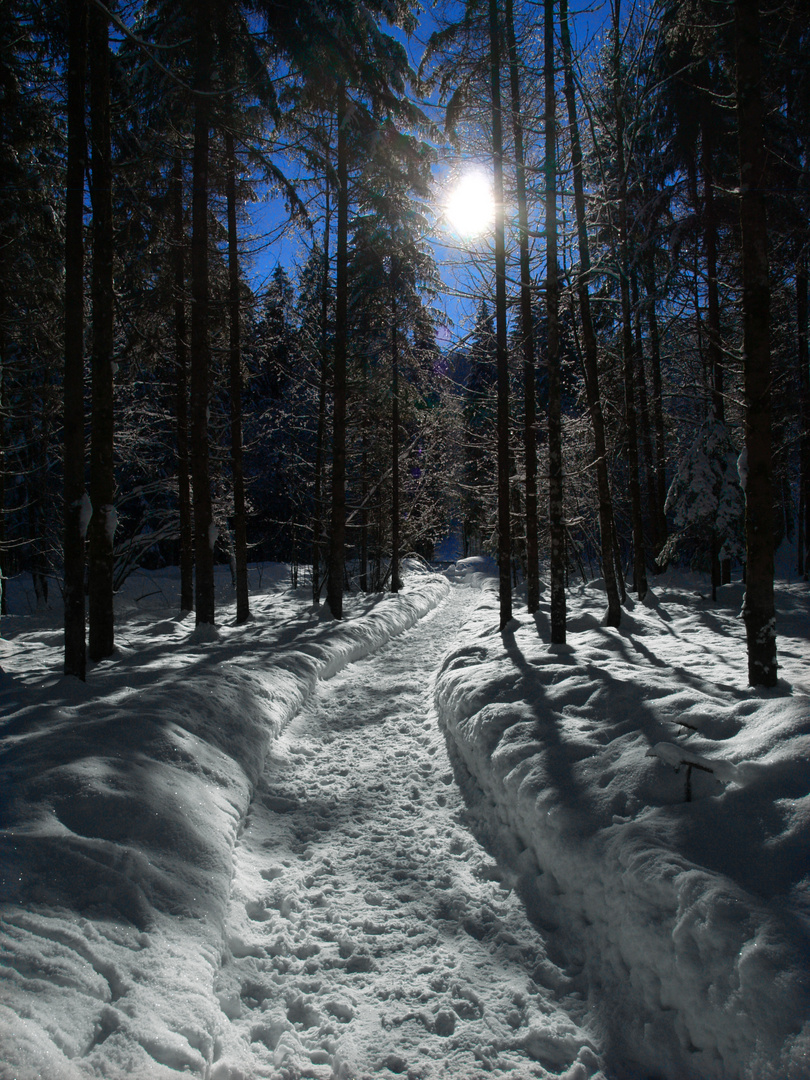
[1,0,808,687]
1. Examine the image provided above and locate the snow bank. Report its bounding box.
[0,570,448,1080]
[434,565,810,1080]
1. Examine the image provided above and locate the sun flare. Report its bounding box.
[445,171,494,238]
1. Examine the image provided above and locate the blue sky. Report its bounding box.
[243,0,610,339]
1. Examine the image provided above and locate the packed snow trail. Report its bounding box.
[211,589,603,1080]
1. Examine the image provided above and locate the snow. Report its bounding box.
[104,506,119,546]
[77,493,92,540]
[737,447,748,493]
[0,556,808,1080]
[435,558,810,1080]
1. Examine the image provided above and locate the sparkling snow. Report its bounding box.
[0,557,808,1080]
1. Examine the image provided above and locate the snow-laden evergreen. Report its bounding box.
[660,419,745,567]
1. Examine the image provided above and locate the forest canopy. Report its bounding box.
[0,0,807,687]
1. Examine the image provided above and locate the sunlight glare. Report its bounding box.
[445,172,494,238]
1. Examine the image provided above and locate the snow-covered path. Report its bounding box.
[212,590,602,1080]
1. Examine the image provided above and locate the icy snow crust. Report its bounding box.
[436,557,810,1080]
[1,558,808,1079]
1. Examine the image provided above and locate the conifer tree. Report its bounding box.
[545,0,565,643]
[87,0,116,660]
[63,0,89,678]
[734,0,777,686]
[488,0,512,629]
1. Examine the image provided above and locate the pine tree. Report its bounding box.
[734,0,777,686]
[87,0,116,661]
[189,0,216,627]
[559,0,621,626]
[488,0,512,629]
[545,0,565,643]
[63,0,89,678]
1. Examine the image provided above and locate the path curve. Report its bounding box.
[211,588,602,1080]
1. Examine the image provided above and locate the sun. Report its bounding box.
[445,171,494,238]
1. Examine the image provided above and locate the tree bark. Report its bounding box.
[488,0,512,630]
[735,0,777,686]
[642,259,669,567]
[612,0,647,600]
[87,1,115,661]
[327,84,348,620]
[505,0,539,616]
[560,0,621,626]
[190,0,215,626]
[797,252,808,579]
[172,157,194,611]
[63,0,88,679]
[545,0,565,643]
[701,124,727,594]
[312,176,331,606]
[0,340,5,618]
[225,131,250,623]
[631,269,659,559]
[390,266,401,593]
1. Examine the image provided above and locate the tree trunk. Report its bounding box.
[560,0,621,626]
[327,84,348,620]
[0,323,7,618]
[359,447,368,592]
[390,270,401,593]
[190,0,215,626]
[505,0,539,616]
[642,259,669,567]
[797,251,808,579]
[312,179,331,606]
[172,157,194,611]
[488,0,512,630]
[87,1,115,661]
[545,0,565,643]
[702,125,724,427]
[613,0,647,601]
[225,131,250,624]
[735,0,777,686]
[63,0,88,679]
[631,269,659,559]
[701,124,727,594]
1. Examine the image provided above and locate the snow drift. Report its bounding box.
[435,558,810,1080]
[0,569,449,1079]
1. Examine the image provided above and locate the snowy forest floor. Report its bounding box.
[0,559,808,1080]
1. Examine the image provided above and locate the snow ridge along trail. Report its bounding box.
[212,588,602,1080]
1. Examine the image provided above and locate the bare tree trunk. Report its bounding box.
[63,0,88,679]
[642,259,669,568]
[390,270,401,593]
[359,449,368,592]
[545,0,565,643]
[702,127,724,427]
[560,0,621,626]
[612,0,647,600]
[312,178,331,606]
[488,0,512,629]
[0,340,5,618]
[225,131,250,624]
[631,269,659,560]
[735,0,777,686]
[190,0,215,626]
[505,0,539,615]
[172,157,194,611]
[327,83,348,620]
[701,125,727,593]
[87,1,115,661]
[797,252,808,579]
